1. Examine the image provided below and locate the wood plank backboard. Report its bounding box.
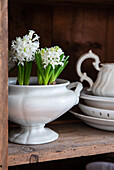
[9,1,114,84]
[0,0,8,169]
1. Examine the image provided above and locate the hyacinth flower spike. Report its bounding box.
[35,46,69,85]
[9,30,40,85]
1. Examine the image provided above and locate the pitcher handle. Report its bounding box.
[76,50,101,90]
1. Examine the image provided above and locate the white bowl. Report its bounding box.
[80,88,114,110]
[8,77,82,145]
[70,110,114,131]
[86,162,114,170]
[79,103,114,120]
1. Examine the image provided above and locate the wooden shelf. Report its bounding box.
[8,118,114,167]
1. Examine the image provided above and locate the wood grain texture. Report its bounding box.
[9,2,52,77]
[52,6,108,83]
[105,10,114,62]
[9,153,114,170]
[8,121,114,166]
[9,1,114,85]
[0,0,8,169]
[9,2,52,47]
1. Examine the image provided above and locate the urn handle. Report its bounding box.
[76,50,101,90]
[67,82,83,105]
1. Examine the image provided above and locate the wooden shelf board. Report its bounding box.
[8,119,114,166]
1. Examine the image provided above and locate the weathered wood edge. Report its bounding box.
[8,121,114,166]
[8,142,114,166]
[0,0,8,169]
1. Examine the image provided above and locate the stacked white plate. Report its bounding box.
[70,88,114,131]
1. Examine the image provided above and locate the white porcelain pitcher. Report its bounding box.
[76,50,114,97]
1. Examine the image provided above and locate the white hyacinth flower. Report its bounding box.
[10,30,40,66]
[39,46,65,69]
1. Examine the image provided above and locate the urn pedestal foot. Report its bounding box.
[9,125,58,145]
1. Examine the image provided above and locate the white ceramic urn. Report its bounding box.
[76,50,114,97]
[8,77,82,145]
